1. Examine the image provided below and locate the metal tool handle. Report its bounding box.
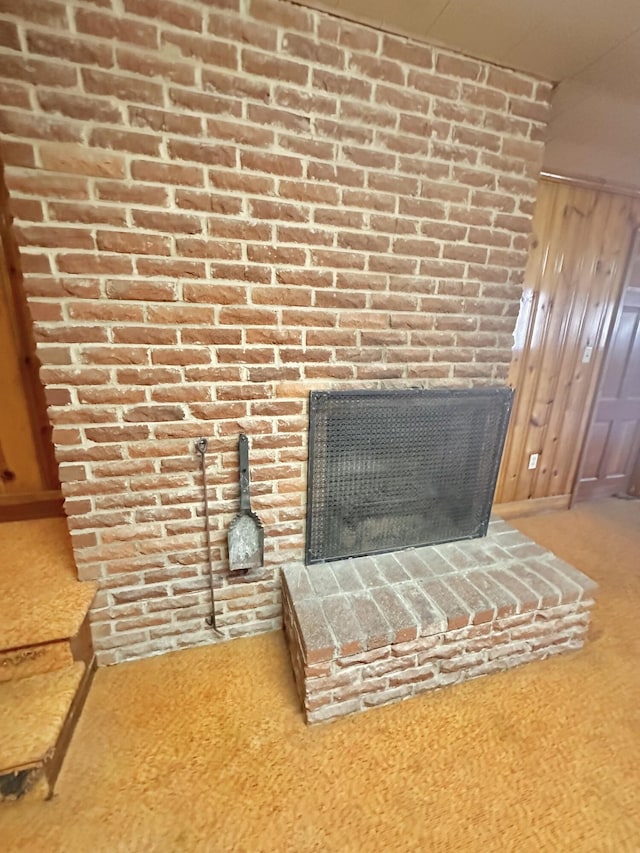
[195,437,223,636]
[239,433,251,513]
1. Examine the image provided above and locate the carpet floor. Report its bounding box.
[0,498,638,852]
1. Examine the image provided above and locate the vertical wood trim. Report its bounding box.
[0,163,60,505]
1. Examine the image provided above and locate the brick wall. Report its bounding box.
[0,0,552,664]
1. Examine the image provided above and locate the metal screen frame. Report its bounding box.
[305,387,513,565]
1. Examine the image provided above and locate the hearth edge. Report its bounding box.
[282,518,598,724]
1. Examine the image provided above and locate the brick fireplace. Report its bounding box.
[282,385,597,724]
[0,0,554,665]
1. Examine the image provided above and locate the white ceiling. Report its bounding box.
[297,0,640,191]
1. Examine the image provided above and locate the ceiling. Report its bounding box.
[297,0,640,191]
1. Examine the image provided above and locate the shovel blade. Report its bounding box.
[228,512,264,571]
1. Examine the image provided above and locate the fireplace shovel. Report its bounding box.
[228,433,264,571]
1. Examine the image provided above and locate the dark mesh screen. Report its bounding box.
[306,387,513,564]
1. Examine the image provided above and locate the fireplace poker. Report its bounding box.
[195,438,223,636]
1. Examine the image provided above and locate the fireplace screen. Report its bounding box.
[306,387,513,564]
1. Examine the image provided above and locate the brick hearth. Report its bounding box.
[282,518,597,723]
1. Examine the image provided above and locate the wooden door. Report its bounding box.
[0,167,61,520]
[494,179,640,514]
[574,230,640,501]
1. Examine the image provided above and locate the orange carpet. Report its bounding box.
[0,498,638,852]
[0,518,95,649]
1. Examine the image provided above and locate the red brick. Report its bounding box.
[124,405,185,423]
[206,118,273,147]
[147,305,214,325]
[246,244,305,266]
[89,127,161,156]
[252,286,311,307]
[210,220,270,242]
[96,230,171,256]
[0,0,67,26]
[17,225,93,250]
[67,301,144,323]
[150,347,210,366]
[0,20,20,50]
[105,280,177,301]
[217,347,274,365]
[116,49,196,86]
[131,210,202,234]
[282,32,344,68]
[436,52,483,81]
[240,150,302,178]
[136,258,206,278]
[48,202,127,226]
[310,249,366,270]
[75,7,158,47]
[81,68,163,105]
[241,48,308,85]
[348,592,393,651]
[0,80,31,108]
[78,346,148,367]
[311,69,371,103]
[0,55,78,89]
[203,66,269,103]
[168,85,241,117]
[19,255,54,277]
[27,301,63,322]
[318,17,378,53]
[113,326,178,345]
[279,181,340,204]
[219,306,278,327]
[487,67,534,98]
[209,170,274,197]
[116,367,181,386]
[40,143,125,179]
[94,181,169,206]
[161,30,237,68]
[208,10,276,51]
[249,199,309,223]
[272,89,336,121]
[44,387,72,406]
[168,139,236,168]
[382,33,433,67]
[209,263,270,283]
[182,282,247,304]
[249,0,312,33]
[350,52,404,86]
[124,0,202,31]
[56,253,133,275]
[0,140,35,169]
[0,112,82,145]
[129,105,203,136]
[176,238,242,260]
[27,30,114,69]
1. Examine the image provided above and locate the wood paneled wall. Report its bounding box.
[495,178,640,510]
[0,167,61,520]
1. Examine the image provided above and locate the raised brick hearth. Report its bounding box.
[282,518,597,723]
